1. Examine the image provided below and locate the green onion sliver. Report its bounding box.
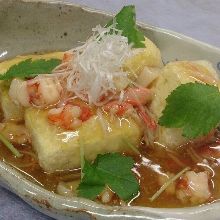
[149,167,190,202]
[0,133,22,158]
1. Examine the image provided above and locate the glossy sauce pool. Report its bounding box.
[1,138,220,208]
[131,143,220,208]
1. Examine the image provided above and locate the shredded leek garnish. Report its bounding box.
[0,133,22,158]
[149,167,190,202]
[122,138,140,155]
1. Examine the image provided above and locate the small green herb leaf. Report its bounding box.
[77,153,139,201]
[77,160,105,199]
[0,58,61,80]
[159,82,220,139]
[106,5,145,48]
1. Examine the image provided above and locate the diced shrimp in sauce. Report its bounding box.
[176,171,211,204]
[48,101,92,130]
[103,87,156,130]
[9,77,63,107]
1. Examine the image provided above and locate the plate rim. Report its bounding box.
[20,0,220,52]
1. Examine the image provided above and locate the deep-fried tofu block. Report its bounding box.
[25,108,142,172]
[150,60,219,148]
[123,37,163,79]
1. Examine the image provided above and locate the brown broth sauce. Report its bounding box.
[130,144,219,208]
[0,143,80,192]
[1,139,220,208]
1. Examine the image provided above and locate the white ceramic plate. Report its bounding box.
[0,1,220,219]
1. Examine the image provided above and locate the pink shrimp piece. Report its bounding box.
[125,87,156,130]
[27,78,63,107]
[9,77,63,108]
[103,101,133,117]
[124,87,153,106]
[137,106,157,130]
[176,171,211,204]
[103,87,156,130]
[48,102,92,130]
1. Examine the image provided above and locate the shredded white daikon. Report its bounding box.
[118,90,125,104]
[65,24,132,106]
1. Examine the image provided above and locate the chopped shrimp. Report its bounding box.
[124,87,156,129]
[103,87,156,130]
[27,78,62,106]
[176,171,211,204]
[124,87,153,106]
[137,106,157,130]
[9,77,63,108]
[48,102,92,130]
[103,101,133,117]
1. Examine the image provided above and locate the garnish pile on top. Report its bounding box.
[1,5,220,139]
[65,5,145,105]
